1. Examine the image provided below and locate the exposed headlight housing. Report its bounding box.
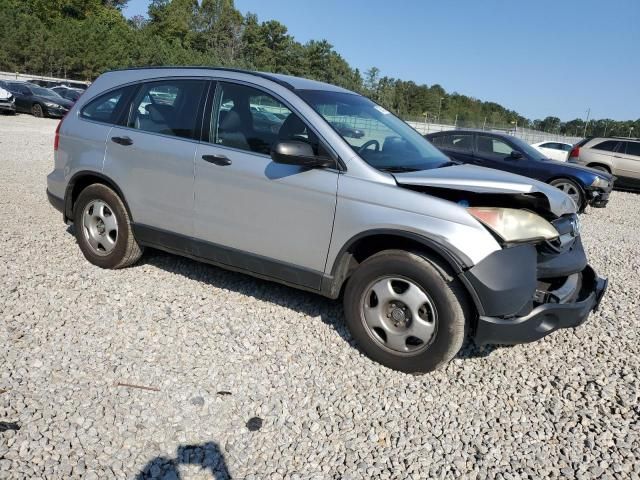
[591,176,609,189]
[468,207,559,243]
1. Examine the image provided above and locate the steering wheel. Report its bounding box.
[358,139,380,153]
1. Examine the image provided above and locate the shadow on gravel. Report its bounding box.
[137,248,356,346]
[63,228,502,363]
[135,442,230,479]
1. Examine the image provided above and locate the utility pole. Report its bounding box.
[482,116,487,130]
[630,126,635,138]
[583,108,590,138]
[423,112,429,134]
[454,114,458,128]
[603,121,608,137]
[437,97,444,124]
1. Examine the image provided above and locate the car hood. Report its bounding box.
[392,164,577,216]
[538,157,613,180]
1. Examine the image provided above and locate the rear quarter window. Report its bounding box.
[80,87,131,124]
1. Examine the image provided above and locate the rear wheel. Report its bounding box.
[550,178,584,210]
[73,184,143,269]
[31,103,44,118]
[343,250,470,373]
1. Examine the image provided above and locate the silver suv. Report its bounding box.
[47,68,607,373]
[569,137,640,190]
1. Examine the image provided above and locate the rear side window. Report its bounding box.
[440,134,473,152]
[623,141,640,157]
[81,87,130,124]
[127,79,207,140]
[592,140,619,152]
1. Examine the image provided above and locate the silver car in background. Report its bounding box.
[47,67,607,373]
[569,137,640,190]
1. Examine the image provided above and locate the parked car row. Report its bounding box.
[0,80,77,118]
[47,67,608,374]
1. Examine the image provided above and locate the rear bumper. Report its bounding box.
[474,265,607,345]
[47,188,64,214]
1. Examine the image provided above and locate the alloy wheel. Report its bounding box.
[361,276,438,355]
[553,181,581,206]
[82,200,118,256]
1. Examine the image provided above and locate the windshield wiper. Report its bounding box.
[379,166,422,173]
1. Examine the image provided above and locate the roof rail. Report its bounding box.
[108,66,296,90]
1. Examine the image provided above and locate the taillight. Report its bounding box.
[54,114,66,151]
[569,146,580,158]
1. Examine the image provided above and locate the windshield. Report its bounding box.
[510,136,548,161]
[297,90,450,172]
[30,86,63,99]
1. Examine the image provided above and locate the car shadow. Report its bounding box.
[135,441,230,479]
[64,225,499,364]
[137,247,356,348]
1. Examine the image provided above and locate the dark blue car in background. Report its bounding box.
[426,130,614,211]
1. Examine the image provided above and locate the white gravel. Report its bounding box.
[1,114,639,479]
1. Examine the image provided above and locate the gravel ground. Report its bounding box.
[1,114,639,479]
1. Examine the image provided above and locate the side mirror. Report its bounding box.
[510,150,523,159]
[270,141,333,168]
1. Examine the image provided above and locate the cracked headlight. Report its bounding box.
[590,176,609,189]
[468,207,559,243]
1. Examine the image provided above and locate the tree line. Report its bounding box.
[0,0,637,138]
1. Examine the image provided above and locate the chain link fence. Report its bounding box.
[405,117,582,145]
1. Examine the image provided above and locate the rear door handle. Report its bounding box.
[111,136,133,146]
[202,154,232,166]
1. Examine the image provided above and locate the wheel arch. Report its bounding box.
[322,230,472,300]
[64,171,132,222]
[585,162,612,173]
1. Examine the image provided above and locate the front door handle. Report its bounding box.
[202,154,232,166]
[111,136,133,146]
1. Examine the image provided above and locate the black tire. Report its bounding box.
[73,184,143,269]
[31,103,44,118]
[550,178,584,211]
[343,250,470,374]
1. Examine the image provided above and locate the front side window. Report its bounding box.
[81,87,130,124]
[210,82,326,157]
[592,140,619,152]
[128,79,206,140]
[297,89,449,172]
[477,136,515,156]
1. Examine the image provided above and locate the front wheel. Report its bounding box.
[550,178,584,211]
[31,103,44,118]
[343,250,470,373]
[73,184,143,269]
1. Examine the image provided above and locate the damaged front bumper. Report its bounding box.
[460,217,608,345]
[473,265,607,345]
[585,186,612,208]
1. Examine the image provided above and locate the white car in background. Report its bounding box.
[531,141,574,162]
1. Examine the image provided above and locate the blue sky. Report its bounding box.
[123,0,639,121]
